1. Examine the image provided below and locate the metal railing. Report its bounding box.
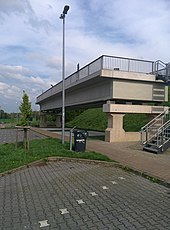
[37,55,155,103]
[102,55,154,73]
[154,60,170,83]
[155,120,170,147]
[140,108,170,145]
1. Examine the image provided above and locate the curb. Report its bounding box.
[115,164,170,189]
[0,156,170,188]
[0,157,120,177]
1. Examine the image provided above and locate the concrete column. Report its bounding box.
[105,113,125,142]
[55,113,62,128]
[39,112,47,128]
[103,103,167,142]
[105,113,140,142]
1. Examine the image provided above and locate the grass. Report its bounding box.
[0,138,112,173]
[67,108,107,131]
[66,108,150,132]
[123,113,150,132]
[0,105,158,174]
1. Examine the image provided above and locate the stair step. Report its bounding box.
[151,124,163,127]
[143,145,160,154]
[147,142,157,146]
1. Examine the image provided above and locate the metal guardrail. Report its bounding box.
[36,55,155,103]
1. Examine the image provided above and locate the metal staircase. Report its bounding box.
[141,108,170,153]
[154,60,170,85]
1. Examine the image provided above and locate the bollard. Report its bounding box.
[69,126,76,151]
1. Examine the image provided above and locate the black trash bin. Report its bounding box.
[74,130,88,152]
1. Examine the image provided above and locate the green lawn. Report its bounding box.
[0,138,112,173]
[0,105,159,173]
[66,108,150,132]
[67,108,107,131]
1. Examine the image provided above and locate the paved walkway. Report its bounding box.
[0,160,170,229]
[31,128,170,186]
[87,140,170,185]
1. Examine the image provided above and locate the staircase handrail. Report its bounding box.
[141,108,168,131]
[157,119,170,135]
[154,60,170,77]
[140,107,169,144]
[143,120,170,147]
[147,117,170,147]
[155,60,166,65]
[155,60,166,70]
[167,62,170,67]
[154,120,170,147]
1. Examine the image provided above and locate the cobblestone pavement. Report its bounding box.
[0,161,170,230]
[0,129,45,144]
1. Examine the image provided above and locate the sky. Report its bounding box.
[0,0,170,113]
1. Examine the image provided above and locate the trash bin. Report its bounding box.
[74,130,88,152]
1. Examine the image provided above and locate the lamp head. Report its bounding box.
[63,5,70,14]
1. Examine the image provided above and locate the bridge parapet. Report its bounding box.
[36,55,156,104]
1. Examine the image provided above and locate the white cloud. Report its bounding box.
[5,85,20,99]
[0,63,52,111]
[45,56,61,69]
[0,82,9,91]
[0,0,30,14]
[0,0,170,112]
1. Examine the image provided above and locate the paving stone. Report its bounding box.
[89,227,98,230]
[116,224,128,230]
[0,160,170,229]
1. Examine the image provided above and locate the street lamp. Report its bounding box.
[60,5,70,144]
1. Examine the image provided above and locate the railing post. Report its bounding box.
[166,63,168,82]
[152,62,154,73]
[146,128,148,143]
[127,59,129,72]
[157,130,159,146]
[140,130,142,144]
[156,61,159,73]
[161,127,163,145]
[101,56,104,69]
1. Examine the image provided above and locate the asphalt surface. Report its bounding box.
[0,129,170,229]
[0,128,45,144]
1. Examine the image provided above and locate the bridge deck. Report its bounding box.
[36,55,167,111]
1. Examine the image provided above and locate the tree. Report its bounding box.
[19,91,32,126]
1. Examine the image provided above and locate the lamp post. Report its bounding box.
[60,5,70,144]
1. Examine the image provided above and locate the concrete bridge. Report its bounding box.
[36,55,168,142]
